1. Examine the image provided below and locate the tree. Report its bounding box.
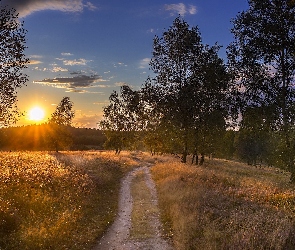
[50,97,75,126]
[48,97,75,151]
[0,4,29,126]
[227,0,295,181]
[144,16,229,163]
[99,85,143,154]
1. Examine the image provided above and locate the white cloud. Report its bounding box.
[52,66,68,72]
[2,0,98,18]
[85,2,97,11]
[61,52,73,56]
[164,3,197,16]
[139,58,150,69]
[63,58,89,66]
[188,5,197,15]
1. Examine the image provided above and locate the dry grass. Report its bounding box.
[130,170,157,239]
[0,150,139,250]
[151,157,295,250]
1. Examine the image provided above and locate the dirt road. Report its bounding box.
[93,166,173,250]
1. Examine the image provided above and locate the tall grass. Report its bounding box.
[0,151,138,250]
[152,157,295,249]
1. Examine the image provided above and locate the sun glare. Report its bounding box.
[29,107,45,121]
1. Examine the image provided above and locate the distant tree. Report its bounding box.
[144,16,229,163]
[50,97,75,126]
[227,0,295,181]
[0,4,29,126]
[48,97,75,151]
[99,85,143,154]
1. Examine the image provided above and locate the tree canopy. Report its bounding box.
[227,0,295,181]
[0,4,29,126]
[50,97,75,126]
[143,17,229,163]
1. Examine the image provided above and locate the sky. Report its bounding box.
[2,0,249,128]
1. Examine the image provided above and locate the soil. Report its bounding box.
[93,165,174,250]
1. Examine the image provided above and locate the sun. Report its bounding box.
[29,107,45,121]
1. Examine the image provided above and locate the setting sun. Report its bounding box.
[29,107,45,121]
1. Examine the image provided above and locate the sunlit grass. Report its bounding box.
[130,170,156,239]
[151,157,295,249]
[0,151,139,250]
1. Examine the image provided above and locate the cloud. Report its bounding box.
[61,52,73,56]
[139,58,150,69]
[34,74,106,92]
[2,0,97,18]
[115,82,127,87]
[52,66,68,72]
[29,60,42,65]
[164,3,197,16]
[73,113,103,128]
[63,58,89,66]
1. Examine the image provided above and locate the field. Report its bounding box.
[1,151,295,249]
[0,151,139,250]
[151,157,295,249]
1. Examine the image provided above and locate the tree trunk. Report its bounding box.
[181,130,189,163]
[182,149,187,163]
[199,153,205,165]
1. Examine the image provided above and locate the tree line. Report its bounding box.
[100,0,295,182]
[0,125,105,151]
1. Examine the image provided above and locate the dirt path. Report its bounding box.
[93,166,173,250]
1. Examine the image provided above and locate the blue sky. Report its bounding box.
[2,0,249,128]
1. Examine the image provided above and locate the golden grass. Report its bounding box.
[130,170,157,239]
[151,157,295,250]
[0,150,139,250]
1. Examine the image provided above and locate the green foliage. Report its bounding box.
[143,16,230,162]
[100,85,144,153]
[228,0,295,180]
[0,5,29,126]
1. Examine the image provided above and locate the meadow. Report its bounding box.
[2,151,295,249]
[151,157,295,249]
[0,151,139,250]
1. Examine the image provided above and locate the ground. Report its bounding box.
[93,165,173,250]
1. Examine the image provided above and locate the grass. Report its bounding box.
[151,157,295,250]
[0,151,139,250]
[3,150,294,249]
[130,170,156,239]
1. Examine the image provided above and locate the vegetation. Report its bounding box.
[0,125,106,151]
[0,4,29,126]
[48,97,75,152]
[100,17,230,164]
[228,0,295,182]
[151,156,295,249]
[0,151,139,250]
[130,170,156,239]
[100,2,295,182]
